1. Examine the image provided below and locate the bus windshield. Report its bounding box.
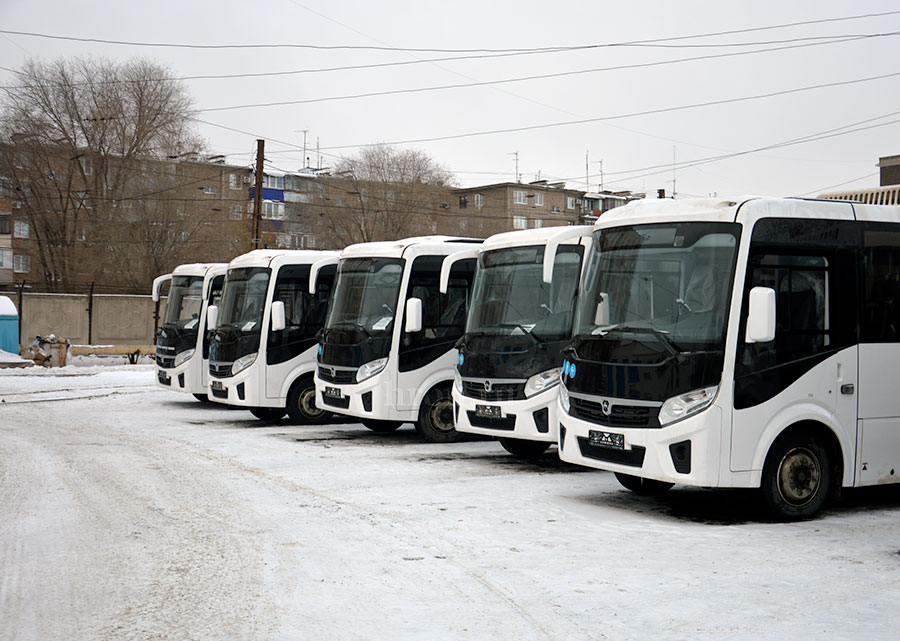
[325,258,404,336]
[467,244,582,342]
[575,222,740,353]
[217,267,271,334]
[163,275,204,330]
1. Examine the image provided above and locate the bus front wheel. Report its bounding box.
[614,472,674,495]
[287,378,331,424]
[761,430,831,521]
[416,387,458,443]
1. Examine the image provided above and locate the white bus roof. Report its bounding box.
[226,249,339,270]
[171,262,228,277]
[339,236,482,259]
[479,226,590,252]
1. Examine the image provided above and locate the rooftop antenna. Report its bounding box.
[508,151,519,183]
[294,130,309,169]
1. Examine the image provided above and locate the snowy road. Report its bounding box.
[1,365,899,640]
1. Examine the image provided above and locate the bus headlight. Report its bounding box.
[454,368,463,393]
[356,357,388,383]
[558,382,570,414]
[231,352,257,376]
[524,368,561,398]
[174,349,195,367]
[658,385,718,426]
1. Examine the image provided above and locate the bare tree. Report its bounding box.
[324,144,456,246]
[0,57,207,290]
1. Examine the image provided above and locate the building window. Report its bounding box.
[13,254,29,273]
[513,190,527,205]
[180,231,190,242]
[459,196,468,209]
[229,174,242,190]
[230,205,243,220]
[535,193,544,207]
[551,205,560,213]
[513,216,527,230]
[263,174,284,189]
[284,176,300,192]
[79,157,93,176]
[76,191,91,209]
[534,219,543,228]
[0,214,9,235]
[0,248,11,268]
[13,220,29,238]
[475,194,484,208]
[204,185,217,195]
[567,196,576,210]
[262,201,285,219]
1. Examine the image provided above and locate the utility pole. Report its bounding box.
[586,150,590,193]
[253,139,264,250]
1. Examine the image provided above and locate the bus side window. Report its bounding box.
[862,224,900,343]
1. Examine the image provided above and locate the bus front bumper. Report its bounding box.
[453,387,559,442]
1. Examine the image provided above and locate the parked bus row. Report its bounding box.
[154,196,900,520]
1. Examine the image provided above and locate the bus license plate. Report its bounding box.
[589,430,624,450]
[210,380,224,391]
[324,386,342,399]
[475,404,501,418]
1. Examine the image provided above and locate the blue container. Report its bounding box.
[0,296,19,354]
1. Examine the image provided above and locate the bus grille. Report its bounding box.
[570,397,658,428]
[318,366,356,384]
[462,380,525,402]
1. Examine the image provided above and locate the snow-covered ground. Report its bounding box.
[1,364,899,641]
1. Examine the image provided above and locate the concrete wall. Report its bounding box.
[14,292,160,348]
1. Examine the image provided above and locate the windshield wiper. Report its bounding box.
[595,325,687,361]
[496,323,544,344]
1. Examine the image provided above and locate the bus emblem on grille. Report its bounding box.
[601,400,612,415]
[484,380,492,392]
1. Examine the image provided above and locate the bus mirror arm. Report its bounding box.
[543,225,592,284]
[206,305,218,331]
[745,286,776,343]
[271,301,286,331]
[152,273,172,302]
[309,256,340,294]
[440,249,479,294]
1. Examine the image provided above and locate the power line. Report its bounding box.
[796,172,880,197]
[307,69,900,150]
[2,10,898,51]
[2,32,894,90]
[194,33,900,113]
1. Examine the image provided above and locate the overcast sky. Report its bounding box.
[2,0,899,198]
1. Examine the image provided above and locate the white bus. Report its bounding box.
[441,226,589,457]
[206,249,338,423]
[152,262,227,401]
[313,236,481,442]
[556,196,900,520]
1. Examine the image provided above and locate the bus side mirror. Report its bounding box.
[271,301,286,332]
[746,287,776,343]
[594,293,610,326]
[207,305,218,331]
[405,298,423,333]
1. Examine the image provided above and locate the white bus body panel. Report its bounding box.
[454,386,560,443]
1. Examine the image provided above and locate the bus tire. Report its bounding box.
[416,386,458,443]
[614,472,674,495]
[761,430,831,521]
[362,419,403,433]
[287,377,331,424]
[499,438,551,459]
[249,407,286,421]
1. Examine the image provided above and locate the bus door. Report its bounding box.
[857,223,900,485]
[732,219,858,473]
[397,255,475,409]
[265,264,335,399]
